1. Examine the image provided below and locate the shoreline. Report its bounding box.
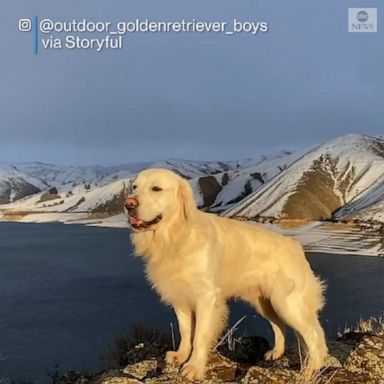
[0,212,382,257]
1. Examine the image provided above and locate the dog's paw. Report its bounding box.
[165,350,189,366]
[180,362,205,381]
[264,348,284,361]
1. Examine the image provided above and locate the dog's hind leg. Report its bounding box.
[271,294,328,372]
[251,296,286,361]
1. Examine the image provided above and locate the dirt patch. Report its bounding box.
[282,155,342,220]
[36,192,61,203]
[87,212,119,219]
[91,188,126,215]
[277,219,312,229]
[321,222,359,231]
[0,211,28,221]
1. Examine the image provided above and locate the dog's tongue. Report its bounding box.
[129,215,144,226]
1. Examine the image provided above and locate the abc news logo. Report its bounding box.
[348,8,377,32]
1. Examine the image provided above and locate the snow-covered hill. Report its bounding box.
[191,151,300,210]
[0,162,150,204]
[225,134,384,222]
[0,153,295,216]
[1,134,383,224]
[0,163,44,204]
[335,179,384,222]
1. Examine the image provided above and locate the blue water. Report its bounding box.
[0,223,383,382]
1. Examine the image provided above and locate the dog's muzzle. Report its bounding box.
[128,213,163,230]
[124,196,162,230]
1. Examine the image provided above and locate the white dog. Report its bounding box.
[125,168,328,381]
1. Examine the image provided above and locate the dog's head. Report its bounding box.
[124,168,196,231]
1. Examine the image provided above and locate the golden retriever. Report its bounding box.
[124,168,328,381]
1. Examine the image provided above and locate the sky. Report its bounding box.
[0,0,383,166]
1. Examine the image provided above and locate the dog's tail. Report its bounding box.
[292,239,327,314]
[307,274,327,314]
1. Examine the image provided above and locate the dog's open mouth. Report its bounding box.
[128,213,162,230]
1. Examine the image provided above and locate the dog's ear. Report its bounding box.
[178,178,197,220]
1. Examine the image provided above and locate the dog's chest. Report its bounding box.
[145,258,195,306]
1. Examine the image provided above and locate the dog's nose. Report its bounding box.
[124,196,138,210]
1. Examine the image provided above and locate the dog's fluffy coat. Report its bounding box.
[127,168,328,380]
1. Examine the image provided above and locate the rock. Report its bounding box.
[205,354,239,382]
[242,366,299,383]
[96,369,143,384]
[56,333,384,384]
[123,360,158,380]
[327,341,354,366]
[324,354,343,369]
[101,379,143,384]
[343,334,384,382]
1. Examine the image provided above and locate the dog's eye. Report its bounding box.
[132,185,137,191]
[152,186,162,192]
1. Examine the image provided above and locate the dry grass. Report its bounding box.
[298,315,384,384]
[321,222,359,230]
[277,219,311,229]
[340,314,384,336]
[281,155,342,220]
[296,365,336,384]
[170,322,176,351]
[295,344,336,384]
[0,211,28,220]
[87,212,115,219]
[213,315,246,352]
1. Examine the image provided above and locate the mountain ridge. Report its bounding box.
[1,134,383,223]
[224,134,384,222]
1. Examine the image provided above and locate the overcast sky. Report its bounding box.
[0,0,382,165]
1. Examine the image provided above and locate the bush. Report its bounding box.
[100,323,173,369]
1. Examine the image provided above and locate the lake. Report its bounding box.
[0,223,383,382]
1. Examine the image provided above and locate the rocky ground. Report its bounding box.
[56,332,384,384]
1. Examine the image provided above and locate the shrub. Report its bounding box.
[100,322,172,369]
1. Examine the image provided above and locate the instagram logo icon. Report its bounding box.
[19,19,32,32]
[18,17,38,54]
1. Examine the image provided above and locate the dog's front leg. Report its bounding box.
[166,306,193,366]
[181,293,224,381]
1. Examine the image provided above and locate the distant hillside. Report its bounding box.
[0,162,147,205]
[190,152,299,210]
[0,164,43,204]
[1,134,383,223]
[225,134,384,222]
[0,153,294,216]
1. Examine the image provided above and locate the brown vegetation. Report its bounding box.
[282,154,356,220]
